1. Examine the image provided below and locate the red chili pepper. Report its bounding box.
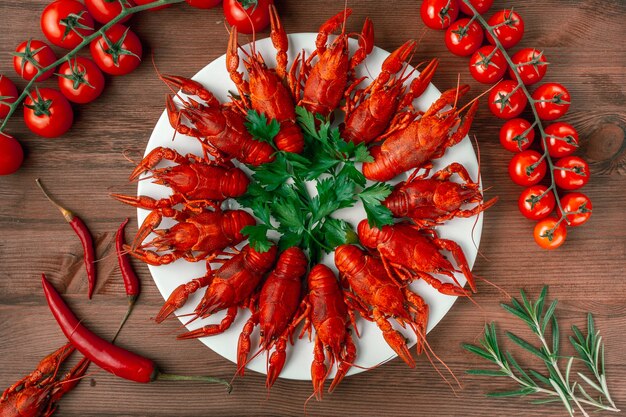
[41,274,231,390]
[112,218,140,342]
[36,179,97,299]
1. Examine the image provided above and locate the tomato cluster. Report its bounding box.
[1,0,276,176]
[420,0,593,249]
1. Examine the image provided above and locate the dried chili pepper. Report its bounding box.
[111,218,140,342]
[36,178,97,299]
[41,274,231,391]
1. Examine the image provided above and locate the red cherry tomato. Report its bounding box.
[133,0,171,10]
[508,48,547,86]
[486,9,524,49]
[534,216,567,250]
[458,0,493,15]
[23,88,73,138]
[223,0,273,34]
[444,18,483,57]
[508,150,546,186]
[468,45,507,84]
[488,80,528,119]
[420,0,459,30]
[0,75,19,119]
[85,0,133,24]
[560,192,592,227]
[542,122,579,158]
[554,156,589,190]
[13,40,57,82]
[186,0,222,8]
[532,82,571,121]
[57,57,105,104]
[90,24,142,76]
[518,185,555,220]
[41,0,95,49]
[499,118,535,152]
[0,133,24,175]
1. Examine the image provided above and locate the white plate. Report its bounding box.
[138,33,483,381]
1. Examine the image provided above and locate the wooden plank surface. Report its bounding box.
[1,0,625,416]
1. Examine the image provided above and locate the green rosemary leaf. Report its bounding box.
[578,372,604,394]
[529,369,551,386]
[506,332,547,361]
[565,357,574,388]
[466,369,509,377]
[519,288,534,318]
[541,299,558,334]
[552,315,560,358]
[535,285,548,318]
[462,343,495,362]
[486,387,536,397]
[505,351,536,387]
[501,303,535,327]
[549,379,574,416]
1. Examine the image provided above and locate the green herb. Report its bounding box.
[463,286,619,416]
[236,107,393,264]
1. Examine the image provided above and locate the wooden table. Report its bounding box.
[1,1,624,416]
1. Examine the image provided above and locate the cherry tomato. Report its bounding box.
[0,75,19,119]
[13,40,57,82]
[468,45,506,84]
[90,24,142,76]
[486,10,524,49]
[534,217,567,250]
[509,48,547,86]
[458,0,493,15]
[543,122,579,158]
[23,88,73,138]
[223,0,273,34]
[532,82,570,121]
[499,118,535,152]
[420,0,459,30]
[444,18,483,57]
[554,156,589,190]
[518,185,555,220]
[489,80,528,119]
[133,0,171,10]
[57,57,105,104]
[0,133,24,175]
[186,0,222,8]
[508,150,546,186]
[560,192,592,227]
[85,0,133,24]
[41,0,95,49]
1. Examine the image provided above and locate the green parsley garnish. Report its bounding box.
[237,107,393,264]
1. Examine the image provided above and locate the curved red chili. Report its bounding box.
[36,179,97,299]
[112,218,141,342]
[41,274,231,390]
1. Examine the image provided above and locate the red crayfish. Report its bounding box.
[237,247,308,388]
[177,244,278,339]
[112,146,250,213]
[292,8,374,117]
[125,208,255,266]
[0,343,89,417]
[299,264,356,399]
[335,244,429,367]
[384,162,497,227]
[362,85,479,181]
[161,74,275,166]
[358,219,476,295]
[227,6,304,153]
[342,40,438,145]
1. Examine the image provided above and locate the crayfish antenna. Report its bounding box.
[412,323,461,395]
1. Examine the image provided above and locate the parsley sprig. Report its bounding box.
[236,108,393,263]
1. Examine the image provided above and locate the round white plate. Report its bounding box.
[138,33,482,381]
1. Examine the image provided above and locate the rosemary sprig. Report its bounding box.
[460,0,590,240]
[463,286,619,416]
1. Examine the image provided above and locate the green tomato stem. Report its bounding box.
[0,0,187,133]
